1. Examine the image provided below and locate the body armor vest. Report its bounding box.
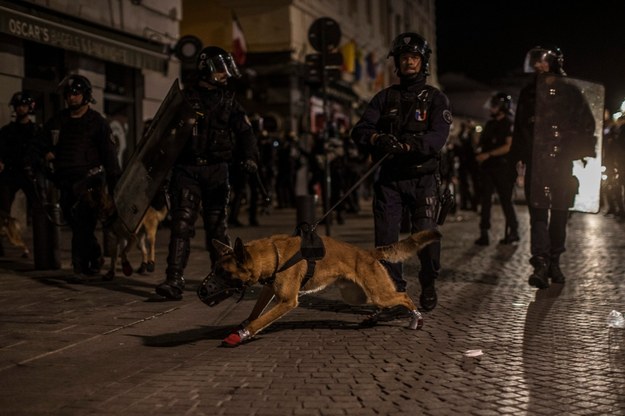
[378,85,439,176]
[52,110,103,175]
[182,87,235,164]
[388,85,434,135]
[0,122,41,170]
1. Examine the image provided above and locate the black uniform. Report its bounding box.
[44,108,120,275]
[456,124,479,211]
[164,85,258,285]
[510,74,596,280]
[352,74,451,294]
[0,120,46,212]
[477,115,518,236]
[0,120,47,255]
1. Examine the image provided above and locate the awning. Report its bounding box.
[0,1,170,73]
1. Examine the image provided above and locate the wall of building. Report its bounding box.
[0,0,181,141]
[179,0,439,135]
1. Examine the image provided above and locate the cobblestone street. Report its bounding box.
[0,204,624,415]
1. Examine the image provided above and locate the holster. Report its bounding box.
[437,188,455,225]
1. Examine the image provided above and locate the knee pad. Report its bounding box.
[171,206,196,238]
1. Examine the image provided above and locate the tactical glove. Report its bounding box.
[374,134,408,155]
[242,159,258,174]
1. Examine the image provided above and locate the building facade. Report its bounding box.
[0,0,182,163]
[181,0,438,136]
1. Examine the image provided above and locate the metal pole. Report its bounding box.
[321,23,332,236]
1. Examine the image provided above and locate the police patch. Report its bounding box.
[415,109,427,121]
[442,109,452,124]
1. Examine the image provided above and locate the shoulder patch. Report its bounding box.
[442,110,453,124]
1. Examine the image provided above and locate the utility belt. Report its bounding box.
[59,165,106,197]
[193,157,216,166]
[381,157,439,180]
[178,155,226,167]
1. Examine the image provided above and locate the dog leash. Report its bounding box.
[312,153,390,228]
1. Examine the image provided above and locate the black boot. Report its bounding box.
[419,280,437,311]
[549,258,566,284]
[474,230,489,246]
[155,274,185,300]
[528,256,550,289]
[499,227,520,244]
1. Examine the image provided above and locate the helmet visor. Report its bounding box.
[205,53,241,79]
[524,48,554,73]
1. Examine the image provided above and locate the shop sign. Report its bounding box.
[0,5,169,73]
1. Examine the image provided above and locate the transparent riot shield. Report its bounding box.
[530,74,604,213]
[113,79,196,235]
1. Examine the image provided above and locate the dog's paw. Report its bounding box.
[122,260,133,276]
[408,310,424,330]
[137,262,148,275]
[221,333,243,347]
[221,328,251,348]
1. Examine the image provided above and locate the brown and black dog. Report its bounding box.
[213,229,441,347]
[91,184,169,280]
[0,211,29,258]
[103,203,168,280]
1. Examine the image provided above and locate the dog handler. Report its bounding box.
[351,32,452,311]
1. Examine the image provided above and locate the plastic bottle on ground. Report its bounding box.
[607,310,625,328]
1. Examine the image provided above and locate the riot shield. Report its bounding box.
[530,74,604,213]
[113,79,196,235]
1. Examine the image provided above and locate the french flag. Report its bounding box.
[232,13,247,66]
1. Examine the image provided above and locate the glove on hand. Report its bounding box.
[242,159,258,174]
[374,134,408,155]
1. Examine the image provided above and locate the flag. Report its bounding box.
[365,52,377,80]
[232,13,247,66]
[354,47,363,81]
[341,41,356,73]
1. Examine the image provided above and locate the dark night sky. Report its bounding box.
[435,1,625,112]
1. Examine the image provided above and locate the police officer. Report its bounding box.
[155,46,259,300]
[352,32,452,311]
[474,92,519,246]
[44,74,121,282]
[0,92,46,256]
[510,46,596,289]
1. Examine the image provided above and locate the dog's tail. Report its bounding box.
[372,229,442,263]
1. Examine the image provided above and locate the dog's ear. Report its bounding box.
[234,237,246,264]
[212,239,233,257]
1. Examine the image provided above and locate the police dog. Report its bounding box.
[213,229,441,347]
[0,211,29,258]
[93,183,169,280]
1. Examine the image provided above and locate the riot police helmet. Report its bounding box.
[9,91,35,112]
[489,92,513,115]
[197,46,241,85]
[388,32,432,76]
[523,45,566,75]
[59,74,95,105]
